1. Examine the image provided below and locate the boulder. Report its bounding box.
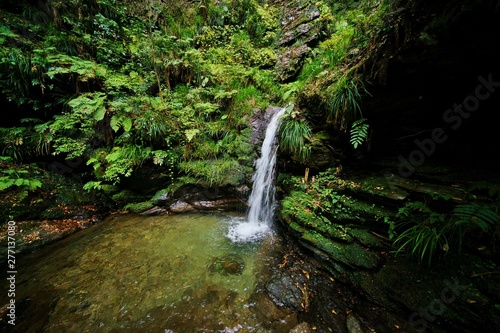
[169,201,195,213]
[266,271,309,311]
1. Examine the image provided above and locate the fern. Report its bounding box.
[350,118,369,149]
[327,76,364,129]
[46,54,107,81]
[279,104,312,162]
[393,202,500,265]
[110,115,133,132]
[83,181,102,192]
[0,167,42,201]
[450,204,499,249]
[68,93,107,121]
[452,204,499,229]
[20,118,43,124]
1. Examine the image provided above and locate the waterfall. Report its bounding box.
[228,107,286,242]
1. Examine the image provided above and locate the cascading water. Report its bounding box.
[228,107,286,242]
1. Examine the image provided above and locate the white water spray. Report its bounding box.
[228,107,286,242]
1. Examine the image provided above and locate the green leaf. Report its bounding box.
[27,179,42,191]
[110,115,120,132]
[350,118,369,149]
[0,179,15,191]
[83,181,102,191]
[93,104,106,121]
[122,117,132,132]
[185,129,200,142]
[106,150,122,162]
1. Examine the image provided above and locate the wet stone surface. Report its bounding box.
[208,253,246,276]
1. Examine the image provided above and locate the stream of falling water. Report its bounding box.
[227,107,286,243]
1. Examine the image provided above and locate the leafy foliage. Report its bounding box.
[393,202,500,265]
[0,162,42,200]
[350,118,369,149]
[179,159,244,186]
[278,104,312,162]
[0,0,385,199]
[327,76,365,129]
[0,127,51,162]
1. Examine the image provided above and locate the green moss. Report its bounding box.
[302,230,379,269]
[347,228,383,248]
[151,188,171,205]
[340,197,393,222]
[124,201,154,213]
[315,220,354,242]
[281,191,318,227]
[288,222,306,234]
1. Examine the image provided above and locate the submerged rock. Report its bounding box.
[191,198,242,211]
[346,314,363,333]
[289,322,312,333]
[247,290,299,332]
[208,253,245,276]
[140,206,169,216]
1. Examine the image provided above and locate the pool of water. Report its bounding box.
[1,213,297,332]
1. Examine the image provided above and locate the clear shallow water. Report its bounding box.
[1,213,296,332]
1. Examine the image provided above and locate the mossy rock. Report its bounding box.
[340,197,395,223]
[306,131,339,168]
[314,219,354,242]
[100,184,120,195]
[301,230,380,269]
[151,188,171,206]
[347,228,384,248]
[124,201,155,213]
[280,191,318,227]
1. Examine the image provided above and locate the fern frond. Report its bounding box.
[350,118,369,149]
[452,204,499,231]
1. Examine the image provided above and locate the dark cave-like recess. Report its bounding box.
[365,2,500,170]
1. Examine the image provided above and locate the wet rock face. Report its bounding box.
[249,106,284,145]
[266,273,306,311]
[280,167,500,332]
[275,44,310,82]
[265,258,314,312]
[272,0,323,82]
